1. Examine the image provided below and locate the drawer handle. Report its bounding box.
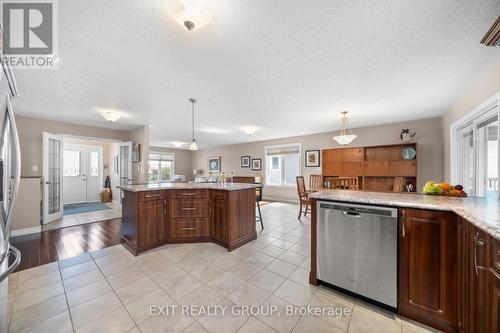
[180,227,196,230]
[181,193,196,196]
[181,208,196,211]
[145,194,161,198]
[473,232,486,276]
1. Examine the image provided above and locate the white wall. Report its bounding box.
[193,117,444,202]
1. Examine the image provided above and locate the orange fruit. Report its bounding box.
[438,183,451,191]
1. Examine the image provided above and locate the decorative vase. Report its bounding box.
[400,129,416,143]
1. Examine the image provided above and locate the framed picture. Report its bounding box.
[252,158,262,171]
[208,156,221,173]
[241,156,251,168]
[132,144,140,162]
[305,150,320,167]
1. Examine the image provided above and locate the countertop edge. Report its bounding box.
[117,183,263,192]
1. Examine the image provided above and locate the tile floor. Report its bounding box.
[5,202,441,333]
[42,202,122,231]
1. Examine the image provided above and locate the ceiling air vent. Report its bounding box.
[481,17,500,47]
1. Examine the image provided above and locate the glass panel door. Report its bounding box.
[43,132,63,223]
[476,115,498,198]
[459,124,475,196]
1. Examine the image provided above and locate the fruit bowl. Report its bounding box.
[422,181,467,197]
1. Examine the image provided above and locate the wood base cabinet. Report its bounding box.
[398,208,458,333]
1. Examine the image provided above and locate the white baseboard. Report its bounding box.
[11,226,42,237]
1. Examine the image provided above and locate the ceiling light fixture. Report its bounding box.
[332,111,357,145]
[169,141,186,148]
[167,0,213,32]
[188,98,199,151]
[99,109,121,123]
[241,125,258,136]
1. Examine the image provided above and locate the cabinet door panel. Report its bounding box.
[211,198,227,244]
[322,150,342,176]
[138,199,166,248]
[341,148,363,162]
[390,161,416,177]
[364,161,390,176]
[399,208,457,332]
[341,162,363,176]
[487,269,500,333]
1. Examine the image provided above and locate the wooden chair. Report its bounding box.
[296,176,311,219]
[330,177,359,190]
[309,175,324,192]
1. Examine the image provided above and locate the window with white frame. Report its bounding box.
[265,144,301,186]
[451,94,499,198]
[148,152,174,182]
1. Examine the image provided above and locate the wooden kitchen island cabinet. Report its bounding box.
[119,183,261,255]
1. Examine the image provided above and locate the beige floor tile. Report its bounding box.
[66,278,112,308]
[16,310,73,333]
[265,259,297,278]
[157,247,194,263]
[197,300,250,333]
[287,244,309,256]
[137,310,194,333]
[279,234,301,243]
[274,280,315,307]
[178,286,223,310]
[255,295,300,333]
[292,315,343,333]
[125,288,174,324]
[9,294,68,333]
[269,239,295,250]
[91,245,123,259]
[277,251,306,266]
[100,258,136,277]
[227,282,271,307]
[248,269,286,293]
[62,268,104,292]
[74,213,96,224]
[308,292,352,331]
[260,245,286,258]
[401,318,442,333]
[227,261,261,280]
[17,262,59,282]
[15,270,61,294]
[125,327,141,333]
[213,253,244,269]
[60,260,97,280]
[106,266,148,289]
[236,317,277,333]
[183,321,209,332]
[76,306,135,333]
[207,272,245,297]
[70,291,123,329]
[151,271,202,300]
[348,306,401,333]
[13,281,65,312]
[287,267,310,287]
[58,253,92,269]
[188,262,225,283]
[115,276,158,304]
[245,253,275,268]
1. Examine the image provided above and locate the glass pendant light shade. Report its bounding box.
[189,139,198,151]
[332,111,357,145]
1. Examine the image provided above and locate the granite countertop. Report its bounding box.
[309,190,500,240]
[117,182,263,192]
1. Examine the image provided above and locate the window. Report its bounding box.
[148,152,174,182]
[90,151,99,176]
[63,150,80,177]
[452,94,499,198]
[265,144,301,186]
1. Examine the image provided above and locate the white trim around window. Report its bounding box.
[264,143,302,187]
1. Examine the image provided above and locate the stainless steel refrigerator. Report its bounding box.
[0,29,22,333]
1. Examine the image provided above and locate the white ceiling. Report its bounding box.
[12,0,500,149]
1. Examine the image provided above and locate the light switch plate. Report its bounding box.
[32,165,38,172]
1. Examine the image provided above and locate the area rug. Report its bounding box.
[64,202,111,215]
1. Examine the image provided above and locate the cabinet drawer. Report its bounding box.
[170,219,209,239]
[170,190,209,199]
[138,191,166,202]
[169,199,208,218]
[211,190,228,200]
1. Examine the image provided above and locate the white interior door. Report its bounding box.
[43,132,63,224]
[86,147,103,202]
[119,142,133,202]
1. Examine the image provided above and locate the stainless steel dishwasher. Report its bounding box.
[316,201,398,310]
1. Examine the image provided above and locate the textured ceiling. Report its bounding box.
[11,0,500,149]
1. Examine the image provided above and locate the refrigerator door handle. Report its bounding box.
[4,96,21,237]
[0,245,21,283]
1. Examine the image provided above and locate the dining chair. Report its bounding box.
[309,175,324,192]
[296,176,310,219]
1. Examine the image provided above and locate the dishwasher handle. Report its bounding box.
[342,211,361,218]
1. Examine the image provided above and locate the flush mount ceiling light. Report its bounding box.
[169,141,186,148]
[188,98,199,151]
[167,0,215,32]
[241,125,258,136]
[332,111,357,145]
[98,109,121,123]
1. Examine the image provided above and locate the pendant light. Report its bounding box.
[188,98,199,151]
[332,111,357,145]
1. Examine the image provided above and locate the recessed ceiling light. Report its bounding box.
[98,109,121,122]
[169,141,186,148]
[241,125,258,136]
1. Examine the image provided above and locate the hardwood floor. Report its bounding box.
[10,218,122,272]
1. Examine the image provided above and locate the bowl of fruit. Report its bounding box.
[423,181,467,197]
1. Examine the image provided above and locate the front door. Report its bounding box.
[63,144,103,204]
[43,132,64,223]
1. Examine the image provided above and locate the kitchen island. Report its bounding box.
[118,183,262,255]
[308,190,499,333]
